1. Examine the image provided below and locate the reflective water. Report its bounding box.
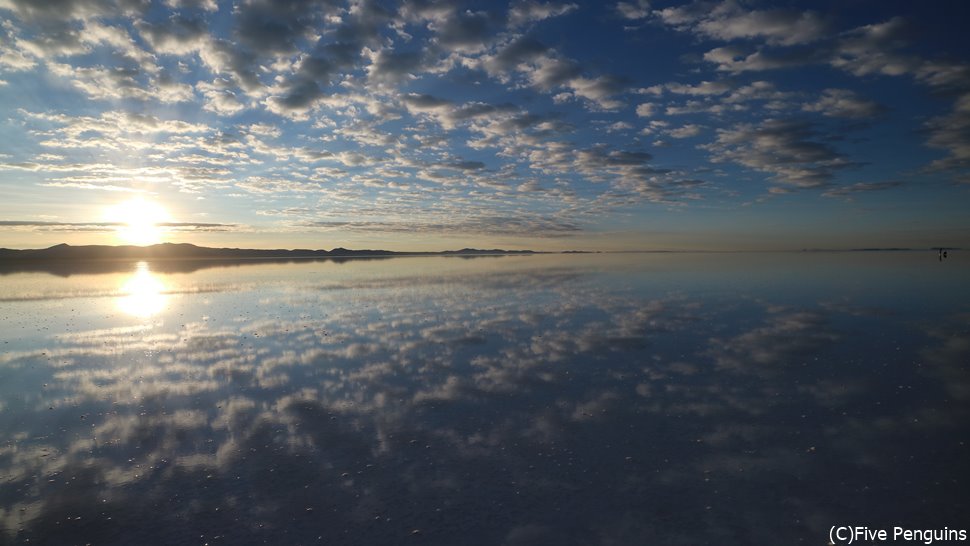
[1,253,968,545]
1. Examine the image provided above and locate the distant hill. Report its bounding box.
[0,243,537,262]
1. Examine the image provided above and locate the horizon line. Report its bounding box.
[0,242,962,255]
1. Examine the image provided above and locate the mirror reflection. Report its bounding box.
[0,253,967,544]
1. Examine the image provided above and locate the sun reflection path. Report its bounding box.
[117,262,168,318]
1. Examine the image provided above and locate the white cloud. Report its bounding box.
[165,0,218,11]
[365,47,425,84]
[0,23,36,70]
[657,1,830,46]
[198,80,246,115]
[668,124,702,138]
[509,1,578,27]
[803,88,885,119]
[830,17,915,78]
[47,62,156,101]
[607,121,633,133]
[703,45,819,73]
[696,8,828,46]
[704,119,859,189]
[635,103,655,117]
[657,79,734,96]
[615,0,650,21]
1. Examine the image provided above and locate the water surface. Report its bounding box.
[1,252,968,544]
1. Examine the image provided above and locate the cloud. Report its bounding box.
[44,58,199,104]
[606,121,633,133]
[923,94,970,172]
[508,1,578,27]
[479,34,548,78]
[525,54,581,89]
[656,1,830,46]
[47,62,154,101]
[195,79,246,116]
[646,79,735,96]
[198,38,262,92]
[721,80,790,104]
[696,7,828,46]
[0,23,37,70]
[709,310,839,373]
[263,25,382,119]
[523,55,625,109]
[304,216,582,237]
[233,0,336,55]
[430,9,495,53]
[615,0,650,21]
[235,176,325,195]
[561,75,626,110]
[0,220,236,231]
[164,0,218,11]
[829,17,916,78]
[802,88,886,119]
[27,110,210,138]
[702,44,823,73]
[668,124,702,138]
[37,181,150,192]
[136,14,209,55]
[704,119,861,189]
[0,0,147,23]
[365,47,425,84]
[402,93,519,130]
[821,181,903,199]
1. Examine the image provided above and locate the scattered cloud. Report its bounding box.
[803,88,886,119]
[704,119,860,190]
[668,124,703,139]
[656,1,830,46]
[615,0,650,21]
[822,181,903,199]
[509,1,579,27]
[0,0,966,245]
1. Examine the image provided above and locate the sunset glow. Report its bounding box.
[104,198,172,246]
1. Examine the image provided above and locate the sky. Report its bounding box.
[0,0,968,251]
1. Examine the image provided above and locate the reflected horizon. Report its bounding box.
[1,253,968,544]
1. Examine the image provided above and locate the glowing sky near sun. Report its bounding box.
[0,0,968,250]
[103,198,173,245]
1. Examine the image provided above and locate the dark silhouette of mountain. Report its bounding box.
[0,242,536,260]
[0,243,538,276]
[439,248,536,255]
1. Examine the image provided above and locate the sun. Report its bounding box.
[105,198,172,246]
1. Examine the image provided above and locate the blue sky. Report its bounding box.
[1,0,968,250]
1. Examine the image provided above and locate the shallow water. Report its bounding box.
[1,252,968,545]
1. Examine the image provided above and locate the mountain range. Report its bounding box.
[0,243,537,261]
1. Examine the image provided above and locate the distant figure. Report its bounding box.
[937,248,949,261]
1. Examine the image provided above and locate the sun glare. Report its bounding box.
[117,262,168,318]
[105,198,172,246]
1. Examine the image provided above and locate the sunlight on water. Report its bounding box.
[116,262,167,318]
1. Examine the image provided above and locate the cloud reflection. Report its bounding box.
[0,254,968,544]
